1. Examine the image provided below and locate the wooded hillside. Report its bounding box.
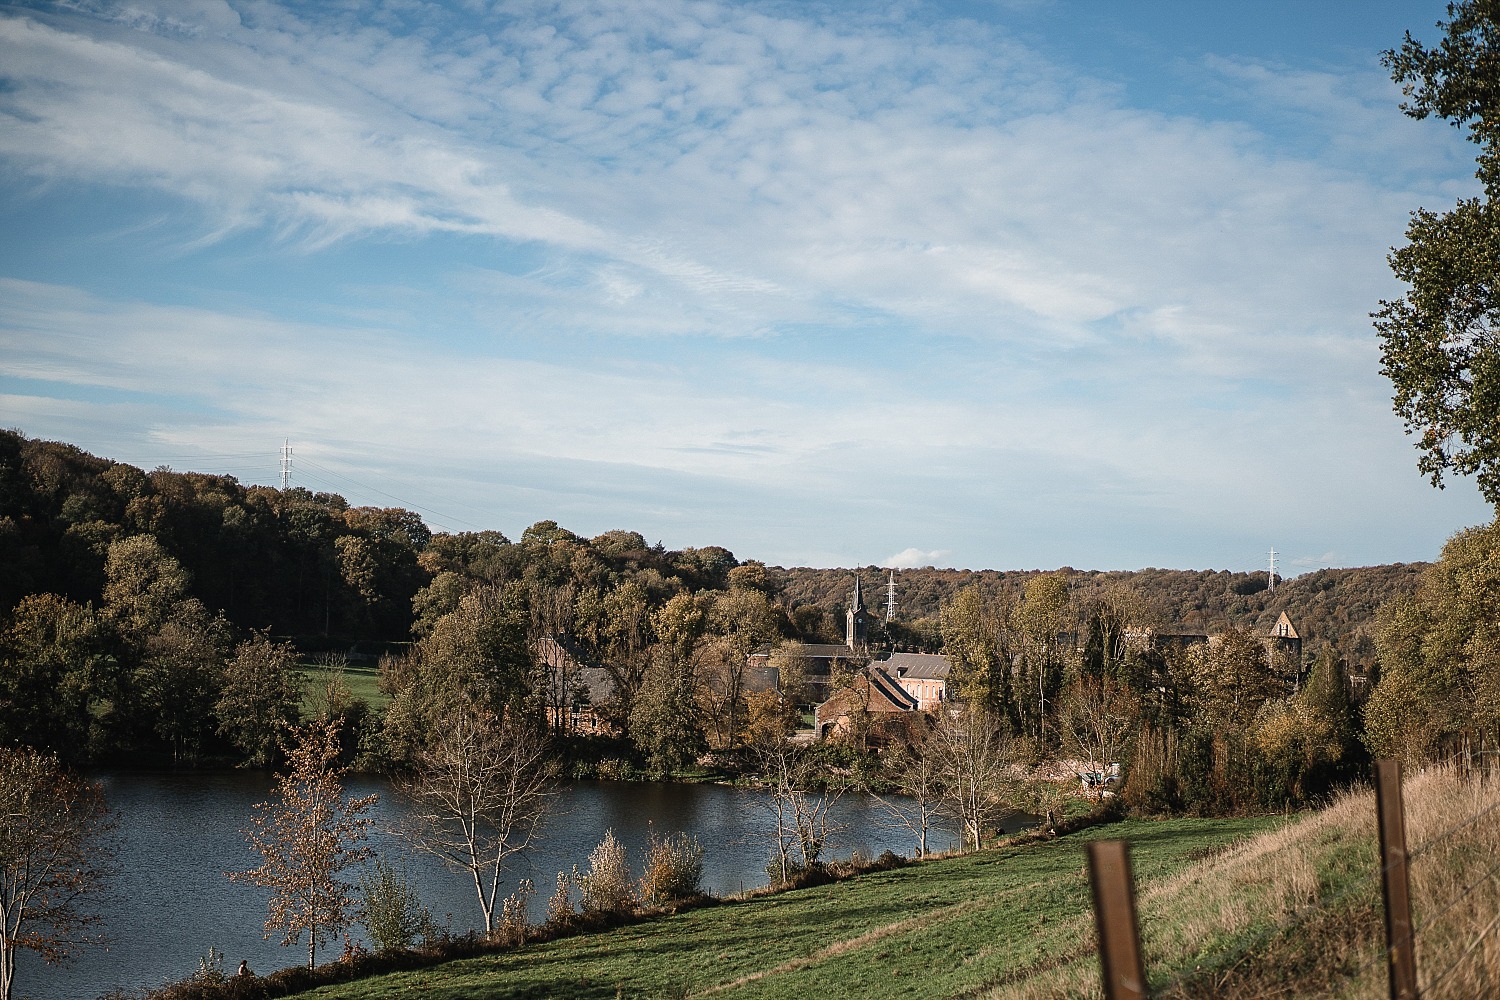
[782,563,1425,664]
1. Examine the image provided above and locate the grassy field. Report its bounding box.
[996,766,1500,1000]
[275,765,1500,999]
[285,815,1277,1000]
[300,660,388,713]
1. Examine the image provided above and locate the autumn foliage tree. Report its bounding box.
[0,747,114,1000]
[230,721,376,969]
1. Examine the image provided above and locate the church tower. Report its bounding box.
[846,575,872,650]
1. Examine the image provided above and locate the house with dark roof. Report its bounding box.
[813,664,924,742]
[880,651,951,710]
[1125,611,1307,688]
[746,575,876,698]
[535,635,617,736]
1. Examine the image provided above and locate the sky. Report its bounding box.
[0,0,1492,574]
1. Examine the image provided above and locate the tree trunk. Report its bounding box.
[474,867,496,934]
[2,939,15,1000]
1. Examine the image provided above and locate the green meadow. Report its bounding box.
[286,815,1276,1000]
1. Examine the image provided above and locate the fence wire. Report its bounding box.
[1420,907,1500,998]
[1407,794,1500,861]
[1129,781,1500,1000]
[1412,852,1500,936]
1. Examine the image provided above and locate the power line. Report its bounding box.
[146,443,504,536]
[294,456,492,533]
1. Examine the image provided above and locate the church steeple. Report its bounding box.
[846,574,870,649]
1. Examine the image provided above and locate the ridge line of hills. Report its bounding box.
[2,429,1421,662]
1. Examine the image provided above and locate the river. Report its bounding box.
[15,771,1028,999]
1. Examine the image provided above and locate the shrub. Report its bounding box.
[638,831,704,904]
[546,867,579,923]
[579,829,635,913]
[764,856,831,889]
[495,878,535,946]
[595,757,638,781]
[194,946,227,984]
[359,856,433,953]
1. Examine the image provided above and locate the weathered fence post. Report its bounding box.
[1087,839,1149,1000]
[1375,759,1418,1000]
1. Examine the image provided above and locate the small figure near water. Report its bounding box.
[235,959,252,978]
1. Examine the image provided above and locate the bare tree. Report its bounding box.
[928,706,1027,852]
[1058,676,1139,780]
[397,706,558,934]
[866,732,946,859]
[755,738,842,885]
[0,747,113,1000]
[230,720,376,969]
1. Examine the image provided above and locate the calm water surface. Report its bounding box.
[16,771,1024,1000]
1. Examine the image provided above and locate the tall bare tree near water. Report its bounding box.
[928,706,1027,852]
[397,706,558,934]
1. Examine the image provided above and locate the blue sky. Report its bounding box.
[0,0,1491,572]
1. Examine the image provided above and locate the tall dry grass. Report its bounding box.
[988,766,1500,999]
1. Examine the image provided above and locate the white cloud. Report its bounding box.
[0,2,1492,568]
[0,1,1431,352]
[884,548,952,569]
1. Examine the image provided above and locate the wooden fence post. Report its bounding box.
[1375,759,1419,1000]
[1088,839,1149,1000]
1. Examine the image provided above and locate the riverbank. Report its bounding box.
[167,766,1500,998]
[21,771,966,1000]
[161,812,1275,999]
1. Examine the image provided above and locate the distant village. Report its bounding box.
[536,573,1310,752]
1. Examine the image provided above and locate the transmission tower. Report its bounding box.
[884,569,897,623]
[1268,546,1278,592]
[279,439,293,490]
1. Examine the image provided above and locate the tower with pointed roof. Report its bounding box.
[846,575,872,650]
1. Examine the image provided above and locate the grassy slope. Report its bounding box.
[300,661,388,712]
[289,816,1275,1000]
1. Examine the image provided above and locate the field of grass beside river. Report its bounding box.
[281,815,1275,1000]
[267,766,1498,1000]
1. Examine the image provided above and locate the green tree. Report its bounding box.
[1375,1,1500,503]
[703,588,780,748]
[383,586,533,764]
[1011,573,1072,747]
[216,634,304,768]
[939,585,1013,716]
[101,534,192,639]
[358,857,432,953]
[0,594,116,755]
[133,601,230,762]
[1366,522,1500,762]
[1188,627,1281,728]
[630,652,705,777]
